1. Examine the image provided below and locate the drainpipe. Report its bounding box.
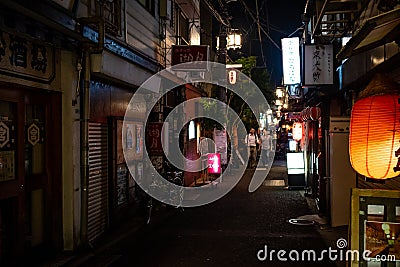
[80,49,91,248]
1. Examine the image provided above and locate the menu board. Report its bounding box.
[116,164,128,206]
[214,129,227,165]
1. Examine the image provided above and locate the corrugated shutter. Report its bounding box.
[88,122,109,242]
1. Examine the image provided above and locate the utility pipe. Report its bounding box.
[80,49,90,247]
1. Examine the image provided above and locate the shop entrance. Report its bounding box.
[0,86,61,264]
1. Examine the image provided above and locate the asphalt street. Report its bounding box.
[73,160,341,267]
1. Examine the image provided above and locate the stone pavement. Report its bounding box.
[37,159,349,267]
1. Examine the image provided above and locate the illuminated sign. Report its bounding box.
[207,153,221,174]
[304,45,333,85]
[281,37,301,85]
[189,121,195,140]
[293,122,303,141]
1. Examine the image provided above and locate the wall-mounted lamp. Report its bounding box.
[227,29,242,50]
[276,88,284,98]
[217,29,242,50]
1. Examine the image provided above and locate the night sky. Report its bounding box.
[213,0,306,85]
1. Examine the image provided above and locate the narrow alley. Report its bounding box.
[58,160,346,267]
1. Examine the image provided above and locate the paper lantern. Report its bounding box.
[293,122,303,141]
[349,74,400,179]
[306,107,312,120]
[309,106,321,120]
[228,70,237,84]
[301,107,310,121]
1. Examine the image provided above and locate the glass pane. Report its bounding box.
[367,261,382,267]
[25,104,45,175]
[368,205,385,215]
[0,101,16,182]
[396,207,400,222]
[367,205,385,222]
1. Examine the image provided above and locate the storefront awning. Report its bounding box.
[337,8,400,60]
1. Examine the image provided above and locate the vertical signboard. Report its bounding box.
[214,128,227,165]
[304,45,333,85]
[281,37,301,85]
[207,153,221,174]
[147,123,163,155]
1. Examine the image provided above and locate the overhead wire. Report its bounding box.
[203,0,230,27]
[261,22,289,35]
[264,0,270,35]
[255,0,266,67]
[238,0,281,51]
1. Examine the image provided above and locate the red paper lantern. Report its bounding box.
[301,107,310,121]
[310,106,321,120]
[350,93,400,179]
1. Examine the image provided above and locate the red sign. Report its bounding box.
[171,45,209,71]
[147,123,163,154]
[207,153,221,174]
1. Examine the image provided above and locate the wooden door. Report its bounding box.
[0,86,61,264]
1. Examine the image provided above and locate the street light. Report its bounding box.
[216,29,242,51]
[227,29,242,50]
[215,26,242,170]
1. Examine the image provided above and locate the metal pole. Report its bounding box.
[217,23,228,113]
[217,25,228,171]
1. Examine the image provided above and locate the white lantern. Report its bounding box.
[227,29,242,50]
[228,70,237,84]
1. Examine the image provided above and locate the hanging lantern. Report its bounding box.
[349,74,400,179]
[301,108,308,121]
[295,112,303,122]
[293,122,303,141]
[302,107,311,121]
[310,106,321,120]
[228,70,237,84]
[227,29,242,50]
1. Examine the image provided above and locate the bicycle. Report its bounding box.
[166,170,184,210]
[146,170,159,225]
[146,166,185,224]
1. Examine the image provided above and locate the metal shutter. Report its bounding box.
[88,122,109,242]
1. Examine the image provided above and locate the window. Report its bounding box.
[137,0,155,15]
[367,205,385,221]
[174,8,189,44]
[101,0,122,36]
